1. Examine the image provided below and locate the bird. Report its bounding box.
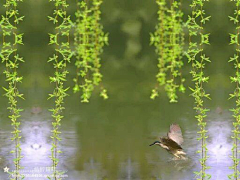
[149,124,187,160]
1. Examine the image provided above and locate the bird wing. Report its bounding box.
[167,124,183,145]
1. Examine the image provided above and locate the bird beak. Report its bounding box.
[149,143,155,146]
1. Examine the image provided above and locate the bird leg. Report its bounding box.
[180,155,188,160]
[177,150,186,155]
[173,150,187,160]
[173,153,181,160]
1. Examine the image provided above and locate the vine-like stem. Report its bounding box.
[229,0,240,179]
[48,0,72,179]
[73,0,108,103]
[186,0,211,179]
[150,0,185,103]
[0,0,24,179]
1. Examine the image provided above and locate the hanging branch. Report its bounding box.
[48,0,73,179]
[186,0,211,179]
[228,0,240,179]
[150,0,185,103]
[0,0,25,179]
[73,0,108,103]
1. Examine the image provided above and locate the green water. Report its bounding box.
[0,0,238,179]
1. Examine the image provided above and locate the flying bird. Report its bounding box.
[149,124,187,160]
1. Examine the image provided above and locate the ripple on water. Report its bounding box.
[148,110,234,180]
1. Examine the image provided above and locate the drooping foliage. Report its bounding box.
[0,0,25,179]
[228,0,240,179]
[73,0,109,103]
[186,0,211,179]
[150,0,185,103]
[48,0,73,179]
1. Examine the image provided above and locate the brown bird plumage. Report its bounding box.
[168,124,184,145]
[150,124,187,160]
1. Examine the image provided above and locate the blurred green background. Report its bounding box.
[0,0,237,179]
